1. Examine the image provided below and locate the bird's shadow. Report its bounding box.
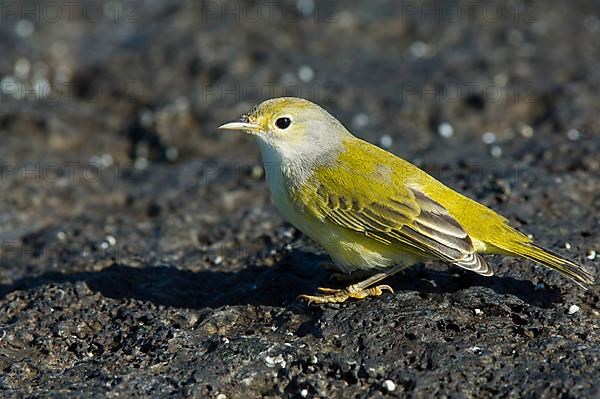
[0,250,561,309]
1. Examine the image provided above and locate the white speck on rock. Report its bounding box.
[564,242,572,250]
[265,355,275,367]
[586,250,596,260]
[265,354,286,368]
[494,73,509,86]
[242,377,254,386]
[567,129,581,141]
[100,153,114,167]
[298,65,314,83]
[409,41,430,58]
[300,388,309,397]
[379,134,393,148]
[438,122,454,139]
[474,308,483,315]
[15,20,35,38]
[134,157,149,170]
[14,58,31,79]
[352,113,369,128]
[105,235,116,246]
[216,394,227,399]
[469,346,483,354]
[519,125,534,138]
[568,305,580,315]
[490,145,502,158]
[382,379,396,392]
[482,132,496,144]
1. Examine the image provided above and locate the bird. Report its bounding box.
[218,97,595,304]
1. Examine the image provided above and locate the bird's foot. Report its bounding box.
[298,284,393,304]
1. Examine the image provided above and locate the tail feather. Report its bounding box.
[454,253,494,276]
[509,243,595,288]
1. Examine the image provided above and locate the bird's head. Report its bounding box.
[219,97,351,160]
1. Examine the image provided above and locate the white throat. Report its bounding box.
[257,139,312,192]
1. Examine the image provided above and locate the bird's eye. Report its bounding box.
[275,117,291,130]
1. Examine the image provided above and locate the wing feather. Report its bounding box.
[305,164,492,275]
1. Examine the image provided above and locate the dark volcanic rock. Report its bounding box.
[0,0,599,397]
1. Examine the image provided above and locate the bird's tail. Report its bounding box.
[504,242,595,288]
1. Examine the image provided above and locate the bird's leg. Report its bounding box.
[299,264,409,304]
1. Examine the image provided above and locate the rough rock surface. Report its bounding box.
[0,1,599,397]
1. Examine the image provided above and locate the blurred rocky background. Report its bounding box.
[0,0,599,397]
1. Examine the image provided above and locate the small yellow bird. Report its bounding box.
[219,97,595,303]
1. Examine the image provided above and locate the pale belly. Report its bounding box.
[270,180,420,274]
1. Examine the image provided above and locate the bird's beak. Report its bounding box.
[218,121,261,134]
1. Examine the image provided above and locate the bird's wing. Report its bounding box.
[300,156,492,275]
